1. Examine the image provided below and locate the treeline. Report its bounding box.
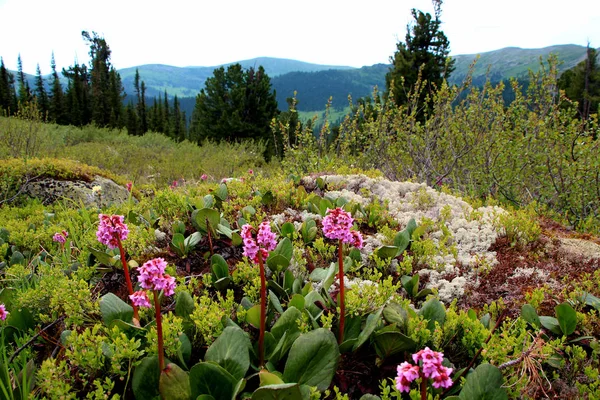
[0,31,187,141]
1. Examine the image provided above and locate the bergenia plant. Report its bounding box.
[396,347,453,399]
[96,214,139,322]
[242,221,277,367]
[0,304,8,321]
[52,230,68,250]
[129,257,176,371]
[322,207,363,344]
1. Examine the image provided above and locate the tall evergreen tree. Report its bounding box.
[558,45,600,121]
[49,52,66,124]
[0,57,18,114]
[109,68,125,128]
[190,64,278,158]
[34,64,49,118]
[385,0,454,117]
[163,90,170,134]
[17,54,32,105]
[171,95,185,141]
[125,101,139,135]
[63,62,91,126]
[82,31,123,128]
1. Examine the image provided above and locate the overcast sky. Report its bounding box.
[1,0,599,75]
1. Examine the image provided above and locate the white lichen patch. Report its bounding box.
[302,174,506,302]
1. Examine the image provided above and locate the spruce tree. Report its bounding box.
[385,0,454,117]
[17,54,32,105]
[49,52,66,124]
[63,62,91,126]
[0,57,18,114]
[558,45,600,121]
[34,64,49,119]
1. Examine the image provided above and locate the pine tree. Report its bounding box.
[190,64,278,158]
[17,54,32,105]
[163,90,170,134]
[385,0,454,117]
[125,101,139,135]
[172,95,184,141]
[63,62,91,126]
[109,68,124,128]
[49,52,66,124]
[34,64,49,119]
[0,57,18,114]
[82,31,122,127]
[558,45,600,121]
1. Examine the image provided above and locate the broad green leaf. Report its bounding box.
[252,383,310,400]
[215,183,228,201]
[246,305,261,328]
[577,291,600,310]
[281,222,296,239]
[555,303,577,335]
[160,363,191,400]
[401,275,419,297]
[189,362,238,400]
[419,298,446,332]
[405,218,417,238]
[261,190,275,206]
[539,316,562,335]
[269,290,284,314]
[214,277,231,291]
[382,302,408,329]
[269,307,302,363]
[393,230,411,253]
[205,327,251,380]
[521,304,540,329]
[267,255,291,273]
[99,292,133,326]
[376,245,399,259]
[360,395,381,400]
[353,308,383,351]
[373,331,417,359]
[283,328,339,391]
[192,208,220,234]
[177,333,192,367]
[459,363,508,400]
[231,232,243,246]
[175,291,195,318]
[132,356,160,400]
[259,370,284,386]
[185,232,202,248]
[211,254,230,279]
[289,294,305,310]
[170,233,186,256]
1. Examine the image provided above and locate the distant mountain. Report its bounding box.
[117,57,354,99]
[449,44,596,86]
[11,45,597,113]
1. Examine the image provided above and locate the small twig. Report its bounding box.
[498,329,545,371]
[8,316,65,363]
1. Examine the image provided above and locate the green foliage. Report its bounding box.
[190,64,279,160]
[557,46,600,121]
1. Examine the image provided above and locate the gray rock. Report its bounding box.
[23,175,133,208]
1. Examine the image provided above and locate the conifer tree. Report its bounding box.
[558,45,600,121]
[385,0,454,117]
[34,64,49,119]
[163,90,170,134]
[125,101,139,135]
[0,57,18,114]
[63,62,91,126]
[109,68,125,128]
[49,52,66,124]
[17,54,32,105]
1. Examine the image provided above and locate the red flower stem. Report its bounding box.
[117,238,139,321]
[153,290,165,371]
[338,239,345,345]
[420,374,427,400]
[257,251,266,368]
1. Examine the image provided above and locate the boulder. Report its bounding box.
[23,175,132,207]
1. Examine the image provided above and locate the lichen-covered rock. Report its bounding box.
[23,175,132,207]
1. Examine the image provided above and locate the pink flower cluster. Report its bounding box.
[322,208,363,248]
[201,174,208,181]
[126,182,133,192]
[242,221,277,263]
[52,230,68,244]
[396,347,453,392]
[129,258,176,308]
[96,214,129,249]
[0,304,8,321]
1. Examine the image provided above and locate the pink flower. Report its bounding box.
[52,230,68,244]
[350,230,363,249]
[136,258,176,296]
[170,180,178,189]
[242,222,278,263]
[0,304,8,321]
[126,182,133,192]
[130,291,151,308]
[248,169,254,175]
[412,347,444,366]
[431,366,453,389]
[96,214,129,249]
[396,362,419,393]
[322,208,363,247]
[201,174,208,181]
